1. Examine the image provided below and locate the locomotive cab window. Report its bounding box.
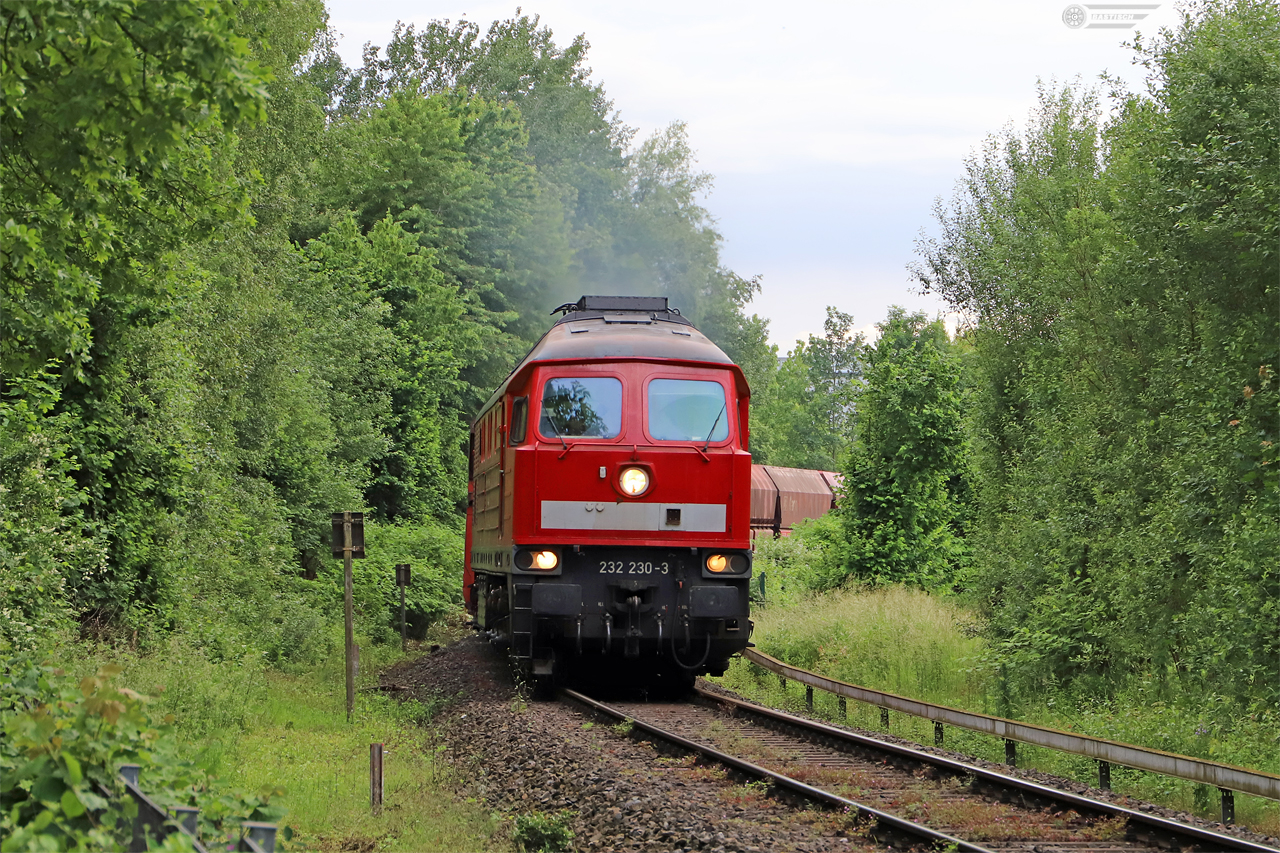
[539,377,622,439]
[509,397,528,445]
[648,379,730,442]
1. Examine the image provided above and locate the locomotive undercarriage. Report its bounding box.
[473,546,751,694]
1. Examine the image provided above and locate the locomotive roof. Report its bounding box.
[479,296,743,415]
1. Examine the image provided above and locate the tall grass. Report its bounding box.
[216,660,496,852]
[747,584,985,708]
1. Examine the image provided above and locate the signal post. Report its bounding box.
[332,512,366,722]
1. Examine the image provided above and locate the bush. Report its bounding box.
[750,534,814,607]
[328,519,463,642]
[0,655,288,852]
[0,401,107,655]
[512,810,575,853]
[751,514,849,605]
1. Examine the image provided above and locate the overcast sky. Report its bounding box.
[324,0,1183,350]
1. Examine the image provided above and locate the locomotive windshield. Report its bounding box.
[539,377,622,438]
[647,379,730,442]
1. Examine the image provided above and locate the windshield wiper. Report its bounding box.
[702,403,727,452]
[543,410,570,452]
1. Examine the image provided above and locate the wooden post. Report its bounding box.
[395,564,410,652]
[344,514,355,723]
[370,743,384,814]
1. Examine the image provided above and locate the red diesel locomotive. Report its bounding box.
[465,295,753,691]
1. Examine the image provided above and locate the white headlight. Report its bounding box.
[619,467,650,496]
[531,550,558,570]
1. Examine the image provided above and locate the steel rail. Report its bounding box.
[560,687,995,853]
[697,685,1280,853]
[743,647,1280,802]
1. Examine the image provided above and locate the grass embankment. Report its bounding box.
[713,586,1280,834]
[63,626,497,852]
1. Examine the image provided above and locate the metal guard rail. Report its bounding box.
[742,647,1280,801]
[107,764,278,852]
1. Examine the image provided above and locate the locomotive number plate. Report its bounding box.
[597,560,670,575]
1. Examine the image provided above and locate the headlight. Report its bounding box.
[516,549,559,570]
[619,466,650,497]
[705,553,748,573]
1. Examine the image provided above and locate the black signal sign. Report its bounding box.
[331,512,366,559]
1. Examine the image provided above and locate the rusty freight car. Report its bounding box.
[749,465,841,538]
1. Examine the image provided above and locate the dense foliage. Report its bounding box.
[911,0,1278,708]
[840,309,968,588]
[750,308,862,471]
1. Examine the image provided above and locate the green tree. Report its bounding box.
[752,308,863,470]
[0,1,777,658]
[303,216,473,523]
[233,0,334,232]
[914,0,1278,707]
[1,0,267,381]
[334,13,770,361]
[0,0,280,633]
[839,309,967,588]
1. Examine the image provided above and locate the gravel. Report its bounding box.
[382,636,888,852]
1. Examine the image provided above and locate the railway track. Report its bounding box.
[562,685,1278,852]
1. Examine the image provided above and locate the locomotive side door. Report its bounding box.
[464,430,476,612]
[498,397,506,545]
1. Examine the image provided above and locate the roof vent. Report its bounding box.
[573,295,669,313]
[550,294,691,327]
